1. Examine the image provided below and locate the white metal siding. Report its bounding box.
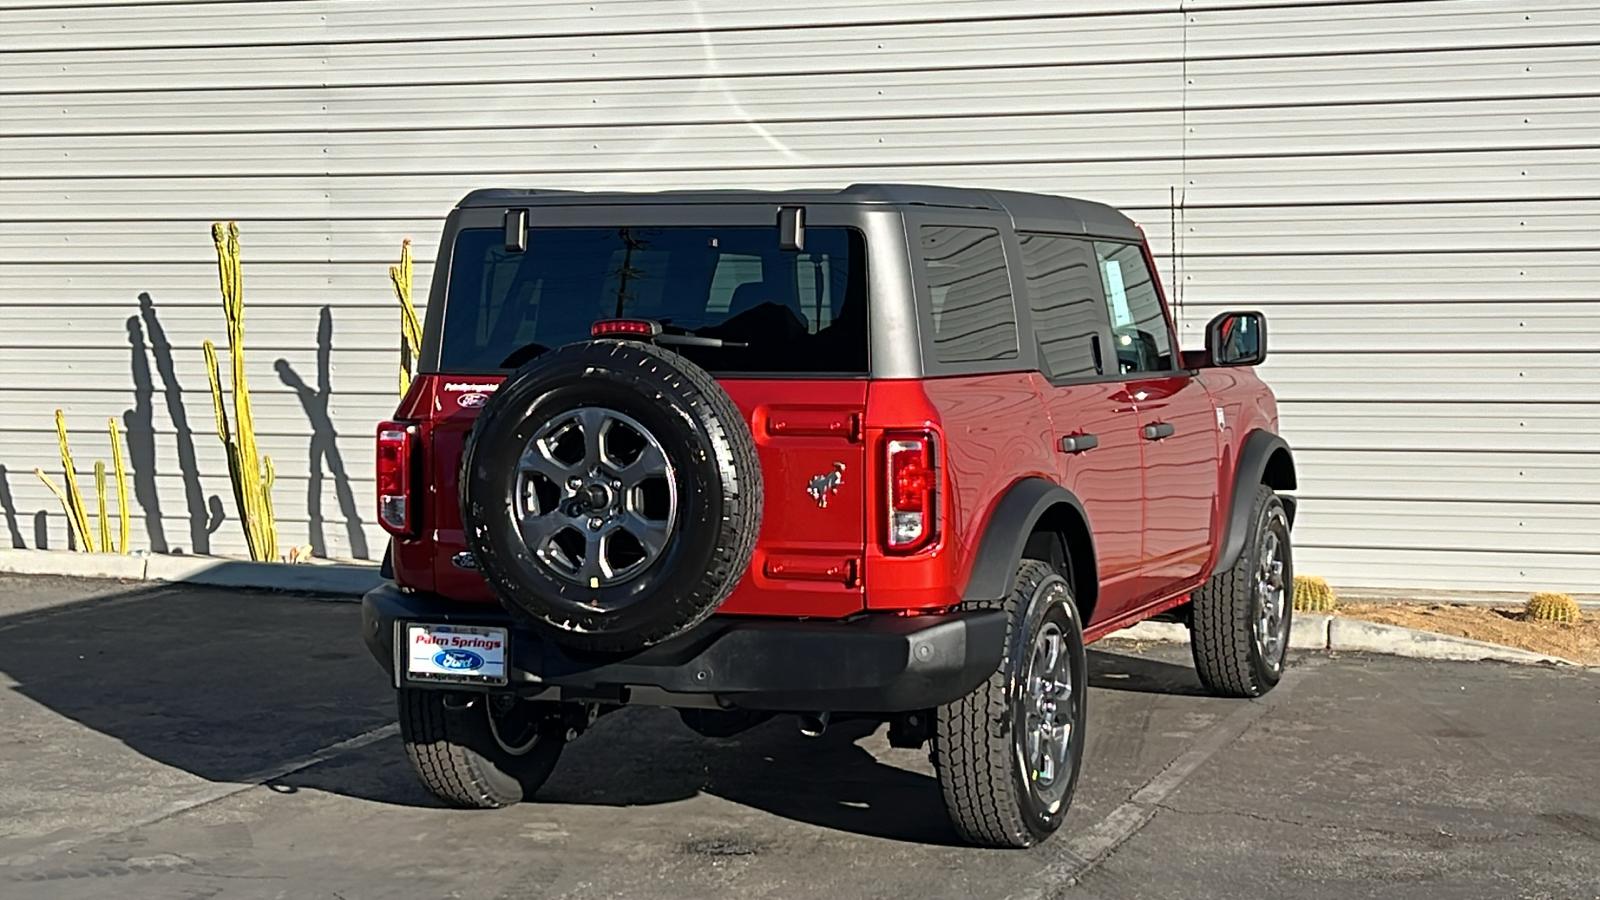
[1,0,1596,593]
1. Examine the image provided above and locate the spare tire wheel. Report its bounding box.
[461,339,762,653]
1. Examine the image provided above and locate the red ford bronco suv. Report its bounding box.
[361,184,1297,848]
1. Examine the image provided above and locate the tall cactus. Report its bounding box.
[205,222,278,562]
[391,238,421,396]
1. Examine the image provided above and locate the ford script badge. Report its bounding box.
[433,649,485,671]
[458,392,489,409]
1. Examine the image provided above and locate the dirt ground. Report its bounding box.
[1336,602,1600,665]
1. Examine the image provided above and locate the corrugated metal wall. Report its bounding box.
[2,0,1596,592]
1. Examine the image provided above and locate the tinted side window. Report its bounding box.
[1018,233,1104,380]
[1093,241,1173,374]
[919,225,1018,363]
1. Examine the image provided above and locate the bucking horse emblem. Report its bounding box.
[807,462,847,509]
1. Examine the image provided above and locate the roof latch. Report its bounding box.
[504,208,527,252]
[778,205,805,252]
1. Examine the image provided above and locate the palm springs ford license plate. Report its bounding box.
[404,624,509,686]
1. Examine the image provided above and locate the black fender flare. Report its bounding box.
[1212,429,1297,577]
[961,477,1097,608]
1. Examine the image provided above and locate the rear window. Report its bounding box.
[439,226,868,375]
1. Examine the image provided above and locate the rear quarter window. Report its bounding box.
[918,225,1019,364]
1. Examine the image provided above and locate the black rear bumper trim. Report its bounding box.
[361,583,1005,714]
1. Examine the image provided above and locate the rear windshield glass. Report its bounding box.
[439,226,868,374]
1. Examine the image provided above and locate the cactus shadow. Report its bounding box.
[275,306,370,561]
[0,465,25,548]
[126,292,218,554]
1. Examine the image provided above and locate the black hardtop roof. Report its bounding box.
[457,183,1142,240]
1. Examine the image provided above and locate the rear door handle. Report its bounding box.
[1060,434,1098,454]
[1142,422,1175,441]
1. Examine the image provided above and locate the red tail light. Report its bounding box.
[885,433,936,552]
[377,421,418,537]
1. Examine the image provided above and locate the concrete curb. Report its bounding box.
[1322,616,1569,665]
[0,548,381,597]
[1334,585,1600,610]
[1109,612,1575,667]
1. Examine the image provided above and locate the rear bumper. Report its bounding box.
[361,583,1005,713]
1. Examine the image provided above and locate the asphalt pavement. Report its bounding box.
[0,574,1596,900]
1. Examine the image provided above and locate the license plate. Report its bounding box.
[403,623,509,686]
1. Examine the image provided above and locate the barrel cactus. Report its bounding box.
[1525,592,1582,625]
[1293,575,1338,612]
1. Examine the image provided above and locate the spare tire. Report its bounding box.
[461,339,762,653]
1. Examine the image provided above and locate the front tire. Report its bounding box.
[398,689,566,809]
[933,559,1087,848]
[1190,484,1294,698]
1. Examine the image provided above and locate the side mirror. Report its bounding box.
[1203,310,1267,367]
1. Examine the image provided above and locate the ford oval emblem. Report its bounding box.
[433,648,485,671]
[458,392,489,409]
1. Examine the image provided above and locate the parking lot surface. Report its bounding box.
[0,574,1596,900]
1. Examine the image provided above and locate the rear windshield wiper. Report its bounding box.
[654,333,748,349]
[592,319,748,349]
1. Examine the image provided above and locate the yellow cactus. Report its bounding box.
[49,409,95,551]
[109,418,130,554]
[35,411,130,553]
[207,222,278,562]
[262,456,277,552]
[95,461,110,553]
[1525,592,1581,625]
[34,468,91,552]
[1293,574,1337,612]
[391,238,421,396]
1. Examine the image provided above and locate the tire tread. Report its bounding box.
[935,559,1054,848]
[1190,484,1285,698]
[398,690,517,809]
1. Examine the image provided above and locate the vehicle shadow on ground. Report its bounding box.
[0,583,1207,847]
[558,710,965,844]
[1088,647,1210,697]
[286,705,968,844]
[0,583,396,786]
[290,651,1214,845]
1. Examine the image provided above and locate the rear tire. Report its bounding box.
[933,559,1087,848]
[1190,484,1293,698]
[398,689,566,809]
